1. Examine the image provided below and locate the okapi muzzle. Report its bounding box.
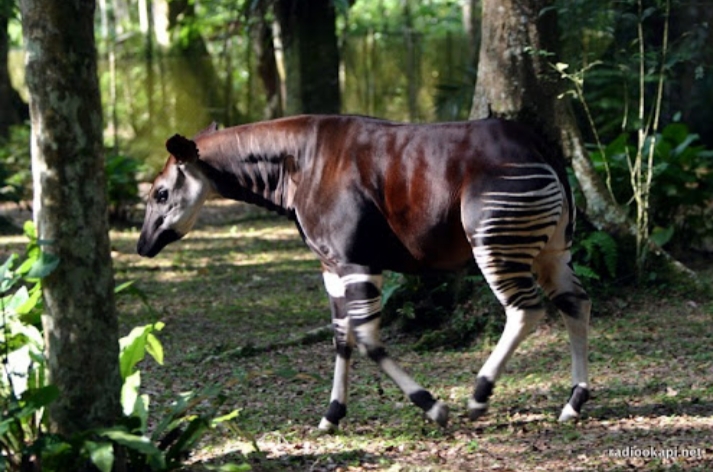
[136,225,182,258]
[137,129,215,258]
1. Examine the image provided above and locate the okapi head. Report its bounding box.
[136,124,217,258]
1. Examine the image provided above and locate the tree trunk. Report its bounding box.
[0,4,28,139]
[275,0,340,115]
[470,0,696,281]
[470,0,634,234]
[402,0,421,122]
[668,1,713,147]
[20,0,122,435]
[461,0,480,71]
[250,2,283,120]
[168,0,233,124]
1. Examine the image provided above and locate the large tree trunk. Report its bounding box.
[275,0,340,115]
[168,0,235,124]
[470,0,637,235]
[20,0,122,434]
[471,0,625,232]
[470,0,696,281]
[249,2,283,120]
[0,5,28,139]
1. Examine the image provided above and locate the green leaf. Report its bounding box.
[121,370,141,416]
[5,285,29,312]
[145,333,164,366]
[85,441,114,472]
[25,251,59,279]
[18,385,59,418]
[22,221,36,241]
[165,417,209,463]
[119,328,148,380]
[133,394,150,434]
[651,226,675,247]
[0,254,18,285]
[205,463,252,472]
[17,249,38,275]
[210,409,240,428]
[99,428,164,462]
[114,280,135,294]
[15,285,42,316]
[573,263,600,281]
[119,322,165,379]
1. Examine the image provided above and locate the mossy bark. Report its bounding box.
[21,0,122,435]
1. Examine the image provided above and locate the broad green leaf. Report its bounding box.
[16,385,59,418]
[23,221,36,241]
[119,333,146,380]
[133,394,150,434]
[85,441,114,472]
[145,333,164,366]
[15,285,42,316]
[25,252,60,279]
[119,322,165,379]
[5,285,29,312]
[99,428,163,459]
[121,370,141,416]
[0,254,18,291]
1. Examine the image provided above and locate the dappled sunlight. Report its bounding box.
[3,201,712,471]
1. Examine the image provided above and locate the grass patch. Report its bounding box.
[2,200,712,471]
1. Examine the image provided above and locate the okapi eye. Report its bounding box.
[155,189,169,204]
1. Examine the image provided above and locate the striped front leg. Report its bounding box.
[340,266,449,428]
[319,270,354,432]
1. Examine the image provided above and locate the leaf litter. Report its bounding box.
[5,199,710,471]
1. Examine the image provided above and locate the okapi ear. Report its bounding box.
[193,121,219,139]
[166,134,199,164]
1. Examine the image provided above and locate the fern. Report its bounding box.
[585,231,618,278]
[573,263,600,282]
[574,230,619,280]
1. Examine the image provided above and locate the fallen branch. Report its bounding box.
[202,323,333,363]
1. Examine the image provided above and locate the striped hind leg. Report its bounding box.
[469,246,545,420]
[534,250,591,421]
[340,266,449,427]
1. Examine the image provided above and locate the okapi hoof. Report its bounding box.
[426,400,450,428]
[317,417,339,434]
[317,400,346,433]
[467,398,488,421]
[558,383,590,422]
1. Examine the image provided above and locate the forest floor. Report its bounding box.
[1,200,712,471]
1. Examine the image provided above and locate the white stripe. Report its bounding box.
[347,297,381,318]
[323,271,345,298]
[500,163,554,170]
[341,273,383,288]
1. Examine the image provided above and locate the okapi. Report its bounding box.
[137,115,591,431]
